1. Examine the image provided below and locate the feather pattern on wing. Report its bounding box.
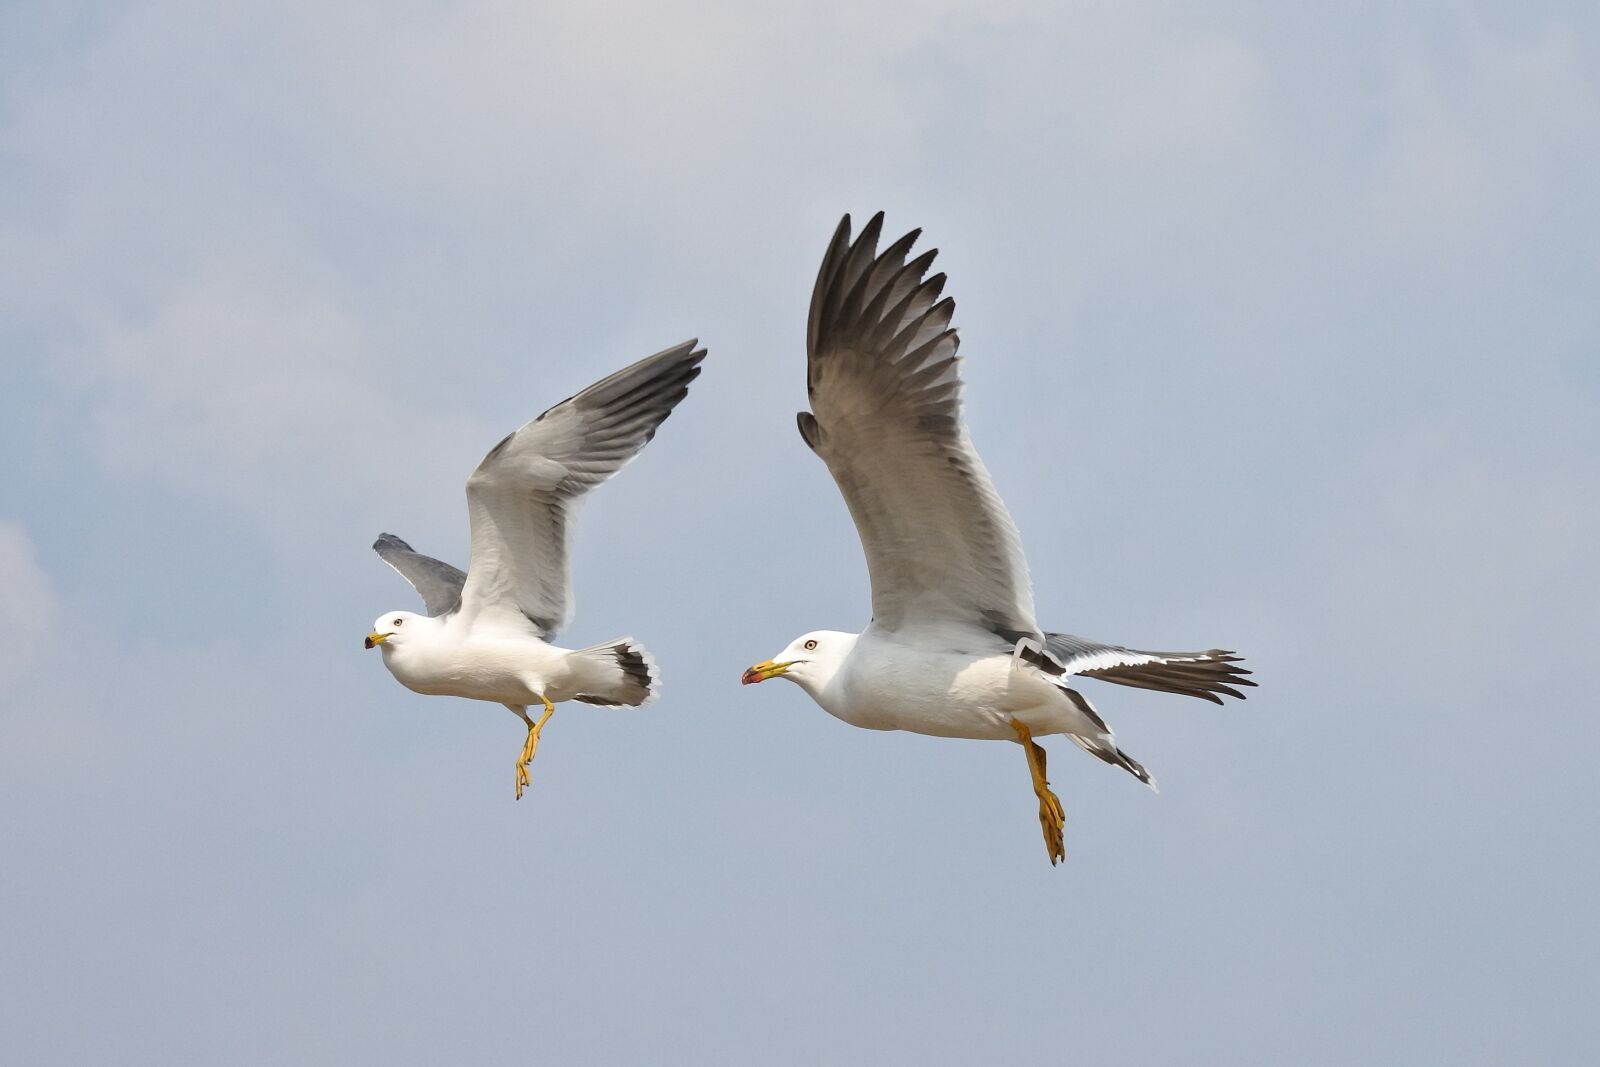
[1044,632,1256,705]
[458,340,705,636]
[372,533,467,617]
[801,213,1036,637]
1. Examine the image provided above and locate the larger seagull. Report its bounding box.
[741,215,1253,864]
[366,341,705,798]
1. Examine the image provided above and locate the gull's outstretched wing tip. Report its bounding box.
[800,212,1035,635]
[371,533,466,617]
[373,532,405,552]
[460,340,706,633]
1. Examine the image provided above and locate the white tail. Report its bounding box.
[569,637,660,707]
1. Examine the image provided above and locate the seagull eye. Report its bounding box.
[393,618,404,627]
[803,639,818,651]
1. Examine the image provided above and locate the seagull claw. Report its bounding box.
[1011,719,1067,866]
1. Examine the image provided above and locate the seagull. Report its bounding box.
[365,341,705,798]
[741,215,1253,864]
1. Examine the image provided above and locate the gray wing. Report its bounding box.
[372,533,466,617]
[799,212,1036,638]
[458,340,706,636]
[1044,633,1256,704]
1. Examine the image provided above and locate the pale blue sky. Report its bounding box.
[3,2,1598,1063]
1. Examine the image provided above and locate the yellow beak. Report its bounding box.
[741,660,793,685]
[365,632,391,649]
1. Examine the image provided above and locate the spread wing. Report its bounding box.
[372,533,466,617]
[458,340,705,636]
[799,212,1036,638]
[1044,633,1256,704]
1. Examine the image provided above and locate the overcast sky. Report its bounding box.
[3,2,1598,1063]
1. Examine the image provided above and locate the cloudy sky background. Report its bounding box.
[3,2,1597,1062]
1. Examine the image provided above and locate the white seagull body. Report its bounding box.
[366,341,704,797]
[373,616,650,709]
[742,215,1252,863]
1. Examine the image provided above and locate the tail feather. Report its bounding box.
[1049,680,1159,792]
[1068,734,1158,792]
[570,638,660,707]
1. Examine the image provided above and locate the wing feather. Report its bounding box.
[458,340,705,635]
[802,213,1035,636]
[1044,633,1256,704]
[372,533,466,617]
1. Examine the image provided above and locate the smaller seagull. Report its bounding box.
[742,215,1254,864]
[366,341,705,798]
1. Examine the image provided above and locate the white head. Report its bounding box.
[365,610,429,651]
[741,630,858,699]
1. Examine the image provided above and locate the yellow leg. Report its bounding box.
[513,697,556,801]
[1011,720,1066,865]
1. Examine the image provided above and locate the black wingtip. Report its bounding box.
[836,211,893,242]
[663,338,708,375]
[857,211,884,249]
[373,532,412,552]
[655,338,705,365]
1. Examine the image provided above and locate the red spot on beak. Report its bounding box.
[741,667,762,685]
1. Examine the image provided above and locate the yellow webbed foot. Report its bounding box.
[1011,719,1067,865]
[1036,783,1066,865]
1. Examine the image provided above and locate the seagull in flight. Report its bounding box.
[366,341,705,798]
[741,215,1253,863]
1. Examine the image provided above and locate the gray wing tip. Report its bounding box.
[373,532,413,553]
[631,340,707,419]
[370,534,467,618]
[657,338,708,366]
[602,338,707,395]
[654,342,706,396]
[534,340,707,423]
